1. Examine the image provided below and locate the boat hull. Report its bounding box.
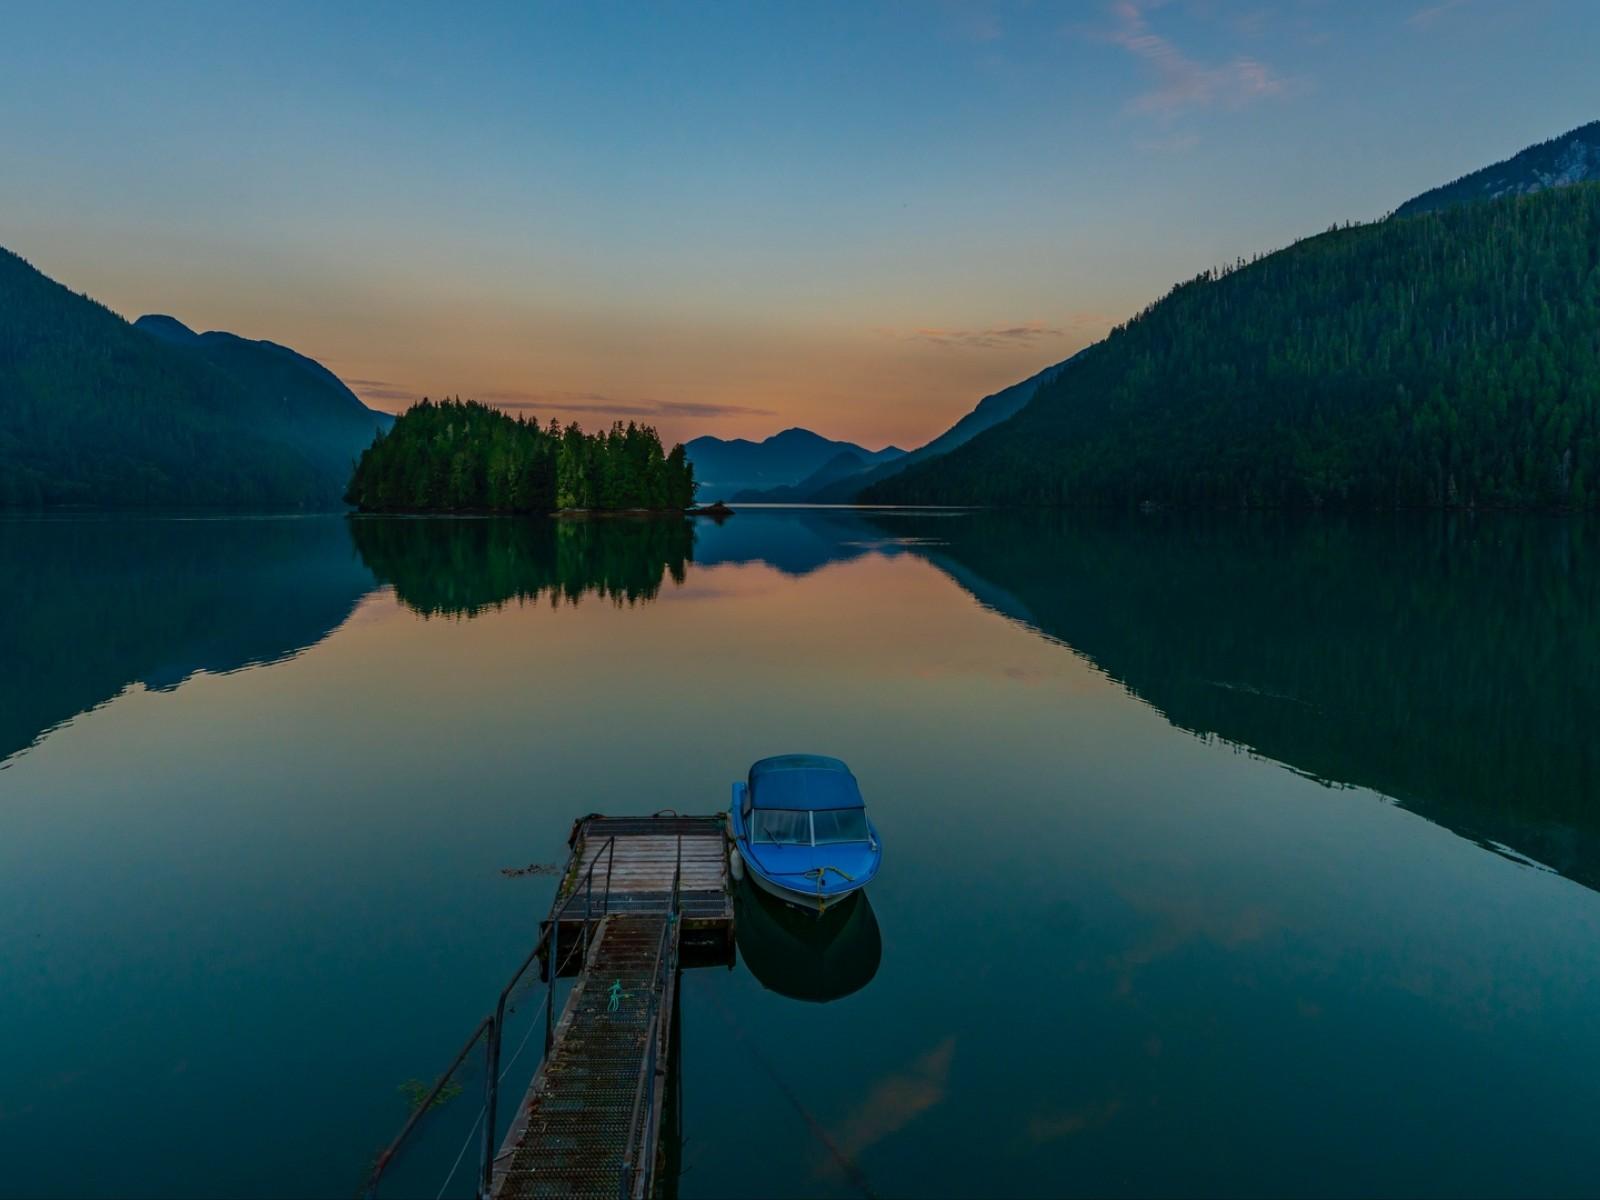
[745,861,864,912]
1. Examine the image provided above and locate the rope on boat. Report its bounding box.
[755,864,859,912]
[807,865,855,913]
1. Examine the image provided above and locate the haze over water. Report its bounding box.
[2,509,1597,1198]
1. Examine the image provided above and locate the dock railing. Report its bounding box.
[362,1016,494,1199]
[363,833,621,1200]
[480,833,618,1196]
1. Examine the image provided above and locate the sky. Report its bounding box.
[1,1,1596,450]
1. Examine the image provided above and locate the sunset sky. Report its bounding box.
[2,1,1595,449]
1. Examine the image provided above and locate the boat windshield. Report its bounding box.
[751,809,811,845]
[812,808,871,844]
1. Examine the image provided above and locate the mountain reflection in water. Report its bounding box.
[6,508,1595,900]
[5,506,1599,1198]
[865,509,1600,893]
[0,515,374,766]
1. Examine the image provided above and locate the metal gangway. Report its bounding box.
[365,813,733,1200]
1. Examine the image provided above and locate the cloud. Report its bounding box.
[1407,0,1467,29]
[1135,132,1200,154]
[1027,1098,1124,1143]
[482,391,777,419]
[1105,875,1286,998]
[344,377,424,404]
[880,313,1111,351]
[1103,1,1285,117]
[950,5,1002,44]
[879,319,1068,351]
[338,381,773,420]
[824,1038,956,1171]
[915,323,1064,350]
[1232,7,1272,39]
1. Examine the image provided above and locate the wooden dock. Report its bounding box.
[494,813,730,1199]
[544,814,734,971]
[365,812,733,1200]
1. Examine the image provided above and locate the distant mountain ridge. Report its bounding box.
[0,246,391,508]
[684,428,903,498]
[808,357,1077,503]
[733,449,875,503]
[733,358,1076,504]
[133,313,390,434]
[1394,119,1600,218]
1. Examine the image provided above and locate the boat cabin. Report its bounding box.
[740,754,874,847]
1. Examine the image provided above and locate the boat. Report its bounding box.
[728,754,881,911]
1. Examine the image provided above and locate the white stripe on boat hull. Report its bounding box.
[747,863,863,912]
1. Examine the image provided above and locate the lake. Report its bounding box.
[2,508,1598,1199]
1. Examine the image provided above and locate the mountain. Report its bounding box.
[897,359,1073,467]
[132,313,392,478]
[133,311,385,434]
[866,181,1600,511]
[809,358,1076,503]
[683,428,903,499]
[0,247,391,508]
[732,449,872,502]
[1395,119,1600,218]
[730,362,1071,504]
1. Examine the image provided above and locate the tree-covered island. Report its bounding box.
[344,398,696,513]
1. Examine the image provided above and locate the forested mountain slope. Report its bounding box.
[791,357,1074,503]
[132,313,390,464]
[867,184,1600,510]
[0,248,390,508]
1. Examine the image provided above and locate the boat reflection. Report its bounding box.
[733,876,882,1003]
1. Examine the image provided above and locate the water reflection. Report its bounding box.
[5,507,1598,1197]
[869,509,1600,892]
[347,515,693,616]
[8,507,1596,899]
[734,878,882,1002]
[690,506,921,575]
[0,515,375,766]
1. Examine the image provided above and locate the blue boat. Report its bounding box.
[729,754,882,911]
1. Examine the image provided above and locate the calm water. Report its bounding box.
[2,509,1598,1199]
